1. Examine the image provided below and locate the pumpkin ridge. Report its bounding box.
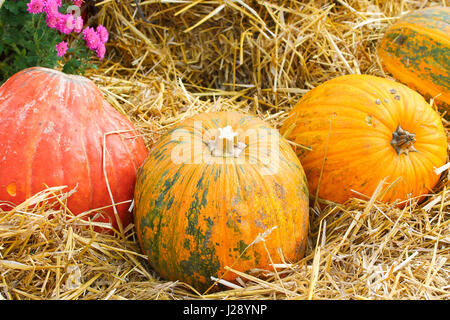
[244,130,306,262]
[79,120,94,211]
[27,122,46,199]
[379,155,404,198]
[59,79,80,204]
[28,74,68,199]
[290,125,391,138]
[83,88,105,212]
[302,146,393,171]
[384,54,448,99]
[100,108,145,228]
[378,56,448,104]
[402,151,429,199]
[403,151,425,197]
[409,146,442,192]
[292,87,398,129]
[388,22,450,45]
[167,166,199,259]
[314,153,404,203]
[178,168,220,287]
[246,163,287,246]
[69,77,96,212]
[291,100,395,115]
[288,115,392,139]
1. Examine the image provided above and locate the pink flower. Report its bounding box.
[72,0,83,6]
[57,14,74,34]
[27,0,45,14]
[56,41,68,57]
[96,43,106,60]
[96,25,109,43]
[73,16,83,33]
[82,25,109,59]
[45,12,60,29]
[43,0,62,29]
[44,0,60,15]
[65,14,75,29]
[83,27,101,50]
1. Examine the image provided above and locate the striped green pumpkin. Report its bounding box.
[378,6,450,111]
[134,111,309,291]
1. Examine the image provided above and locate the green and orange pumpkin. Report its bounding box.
[280,74,447,206]
[0,67,148,232]
[378,6,450,111]
[134,111,309,291]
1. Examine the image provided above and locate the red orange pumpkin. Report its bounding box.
[378,6,450,111]
[0,67,148,232]
[134,111,309,291]
[280,74,447,206]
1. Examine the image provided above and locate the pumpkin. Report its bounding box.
[280,74,447,206]
[0,67,148,232]
[134,111,309,291]
[377,6,450,111]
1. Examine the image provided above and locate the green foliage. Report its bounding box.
[0,0,95,84]
[62,39,97,75]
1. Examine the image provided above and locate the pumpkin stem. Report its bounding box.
[207,126,246,157]
[391,125,418,156]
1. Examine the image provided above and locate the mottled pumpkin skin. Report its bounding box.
[134,111,309,291]
[280,75,447,206]
[378,7,450,110]
[0,67,148,231]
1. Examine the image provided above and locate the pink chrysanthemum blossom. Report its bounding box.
[43,0,60,15]
[96,43,106,60]
[82,27,101,50]
[57,14,74,34]
[73,16,83,33]
[27,0,45,14]
[96,25,109,44]
[56,41,68,57]
[45,11,61,29]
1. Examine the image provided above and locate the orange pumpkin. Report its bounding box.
[378,6,450,111]
[0,67,148,232]
[134,111,309,291]
[280,74,447,206]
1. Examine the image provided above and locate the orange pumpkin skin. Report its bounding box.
[280,74,447,206]
[0,67,148,231]
[134,111,309,291]
[378,6,450,110]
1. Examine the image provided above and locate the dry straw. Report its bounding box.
[1,0,449,299]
